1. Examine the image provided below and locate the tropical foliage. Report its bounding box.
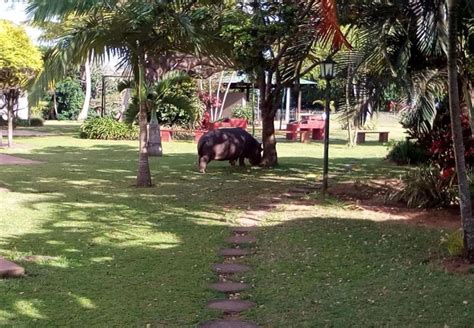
[27,0,228,187]
[53,76,85,120]
[334,0,473,144]
[80,117,138,140]
[0,19,42,147]
[386,139,429,165]
[121,72,201,128]
[387,165,458,208]
[218,0,350,166]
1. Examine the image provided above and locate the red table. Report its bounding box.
[286,115,325,141]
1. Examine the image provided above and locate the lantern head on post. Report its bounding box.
[319,57,336,81]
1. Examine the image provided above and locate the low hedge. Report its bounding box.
[80,117,139,140]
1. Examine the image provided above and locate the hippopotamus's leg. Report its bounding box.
[229,159,236,166]
[199,155,210,173]
[239,156,246,167]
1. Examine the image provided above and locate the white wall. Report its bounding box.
[0,95,29,120]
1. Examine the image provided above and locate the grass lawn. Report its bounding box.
[1,117,473,327]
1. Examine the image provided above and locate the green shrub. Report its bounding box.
[30,117,44,126]
[30,100,50,119]
[80,117,138,140]
[231,105,253,122]
[14,119,30,127]
[441,230,465,257]
[13,117,43,127]
[386,139,429,165]
[387,165,457,208]
[53,77,85,120]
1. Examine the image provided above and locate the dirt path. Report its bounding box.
[0,154,42,165]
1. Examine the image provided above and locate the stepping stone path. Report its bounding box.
[0,257,25,278]
[225,235,257,245]
[218,248,253,257]
[199,184,319,327]
[207,300,256,313]
[199,320,260,328]
[209,282,250,293]
[211,263,250,274]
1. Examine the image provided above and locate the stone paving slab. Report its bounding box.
[218,248,253,257]
[255,203,278,209]
[0,154,42,165]
[231,227,257,233]
[235,218,260,227]
[282,193,302,199]
[212,263,250,274]
[199,320,260,328]
[206,299,256,313]
[209,282,250,293]
[288,188,312,194]
[0,257,25,278]
[225,235,257,245]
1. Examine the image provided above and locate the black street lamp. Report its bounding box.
[237,0,282,11]
[320,57,336,193]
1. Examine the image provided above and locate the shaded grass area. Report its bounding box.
[244,217,474,327]
[2,134,380,326]
[1,121,469,326]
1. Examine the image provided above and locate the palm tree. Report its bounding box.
[27,0,225,187]
[336,0,474,260]
[447,0,474,262]
[118,71,197,156]
[336,0,473,136]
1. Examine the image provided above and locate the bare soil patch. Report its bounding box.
[328,179,461,231]
[0,154,42,165]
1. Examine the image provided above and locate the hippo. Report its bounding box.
[197,128,262,173]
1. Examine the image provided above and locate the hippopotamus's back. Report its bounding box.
[197,128,262,173]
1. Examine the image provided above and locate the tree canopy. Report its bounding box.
[0,19,42,90]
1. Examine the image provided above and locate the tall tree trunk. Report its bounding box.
[136,58,152,187]
[447,0,474,262]
[260,98,278,167]
[78,57,92,121]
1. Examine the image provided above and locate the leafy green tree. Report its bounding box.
[27,0,224,187]
[0,19,42,147]
[218,0,349,166]
[336,0,474,260]
[54,76,85,120]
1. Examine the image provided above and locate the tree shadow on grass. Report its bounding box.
[0,142,409,326]
[241,216,474,327]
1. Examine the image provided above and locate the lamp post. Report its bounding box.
[320,57,336,193]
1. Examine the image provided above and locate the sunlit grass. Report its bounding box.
[1,118,472,326]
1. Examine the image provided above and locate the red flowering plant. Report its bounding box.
[406,104,474,181]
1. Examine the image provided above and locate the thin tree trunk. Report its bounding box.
[53,92,58,119]
[216,72,224,120]
[447,0,474,262]
[345,61,354,146]
[7,93,14,148]
[136,57,152,187]
[219,71,235,119]
[78,57,92,121]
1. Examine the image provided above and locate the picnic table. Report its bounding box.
[286,115,325,142]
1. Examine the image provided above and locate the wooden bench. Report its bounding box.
[356,131,389,144]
